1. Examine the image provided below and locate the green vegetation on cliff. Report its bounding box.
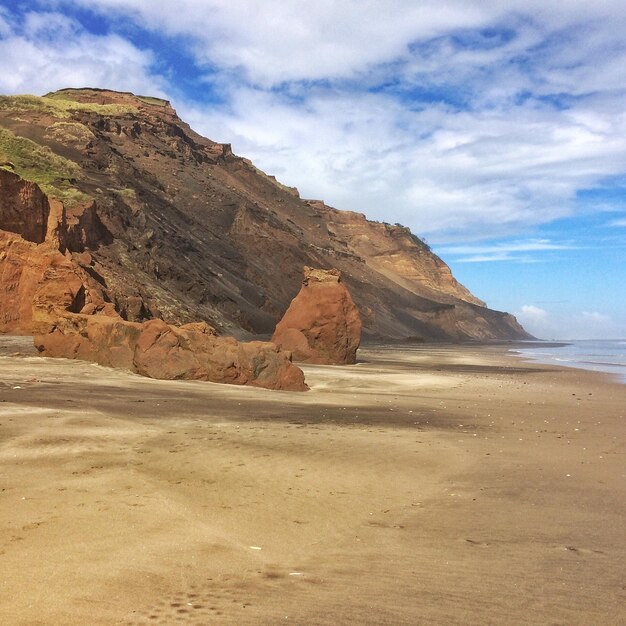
[0,127,90,206]
[44,121,96,146]
[0,94,137,118]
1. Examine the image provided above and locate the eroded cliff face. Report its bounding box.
[309,201,484,306]
[0,170,307,391]
[0,169,49,244]
[0,227,114,336]
[0,88,532,341]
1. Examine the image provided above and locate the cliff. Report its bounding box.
[0,88,531,341]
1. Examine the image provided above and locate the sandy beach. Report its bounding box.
[0,338,624,625]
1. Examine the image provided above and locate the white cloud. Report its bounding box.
[0,11,166,97]
[3,2,626,242]
[518,305,549,322]
[65,0,497,86]
[581,311,610,323]
[516,305,624,339]
[65,1,626,87]
[608,217,626,227]
[436,238,577,262]
[22,11,78,38]
[178,84,626,240]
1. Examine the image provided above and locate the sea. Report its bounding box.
[512,339,626,384]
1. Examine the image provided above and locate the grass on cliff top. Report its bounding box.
[380,220,432,252]
[0,94,137,118]
[136,95,170,106]
[49,88,169,108]
[0,126,90,206]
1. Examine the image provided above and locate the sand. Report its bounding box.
[0,338,624,625]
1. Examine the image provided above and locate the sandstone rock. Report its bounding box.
[44,195,112,253]
[34,314,308,391]
[272,267,362,365]
[0,167,115,334]
[0,169,50,243]
[309,202,485,306]
[0,231,113,335]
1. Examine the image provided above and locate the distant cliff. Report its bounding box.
[0,88,531,341]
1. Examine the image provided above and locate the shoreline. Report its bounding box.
[1,338,624,624]
[508,339,626,384]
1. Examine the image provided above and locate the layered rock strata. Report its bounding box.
[272,267,362,365]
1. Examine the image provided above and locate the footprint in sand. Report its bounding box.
[132,583,252,624]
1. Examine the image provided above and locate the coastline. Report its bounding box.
[0,338,624,625]
[509,339,626,384]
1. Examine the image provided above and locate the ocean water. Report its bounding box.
[513,339,626,383]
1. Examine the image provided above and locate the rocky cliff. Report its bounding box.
[0,167,307,391]
[0,88,531,341]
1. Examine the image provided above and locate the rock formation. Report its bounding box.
[0,169,49,243]
[0,229,114,335]
[0,169,116,334]
[0,169,307,391]
[0,88,532,341]
[34,315,307,391]
[272,267,362,365]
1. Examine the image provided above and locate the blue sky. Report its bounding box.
[0,1,624,338]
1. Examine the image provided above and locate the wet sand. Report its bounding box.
[0,338,624,625]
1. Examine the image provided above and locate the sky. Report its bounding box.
[0,1,624,339]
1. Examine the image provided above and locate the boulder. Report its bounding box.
[34,314,308,391]
[272,266,362,364]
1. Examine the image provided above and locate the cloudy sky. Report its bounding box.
[1,0,625,338]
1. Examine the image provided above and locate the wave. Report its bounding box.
[545,356,626,368]
[511,342,626,383]
[579,359,626,367]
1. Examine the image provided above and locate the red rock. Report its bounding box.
[272,267,362,365]
[0,169,116,334]
[0,169,50,243]
[0,231,113,335]
[0,170,307,391]
[34,314,308,391]
[46,198,111,253]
